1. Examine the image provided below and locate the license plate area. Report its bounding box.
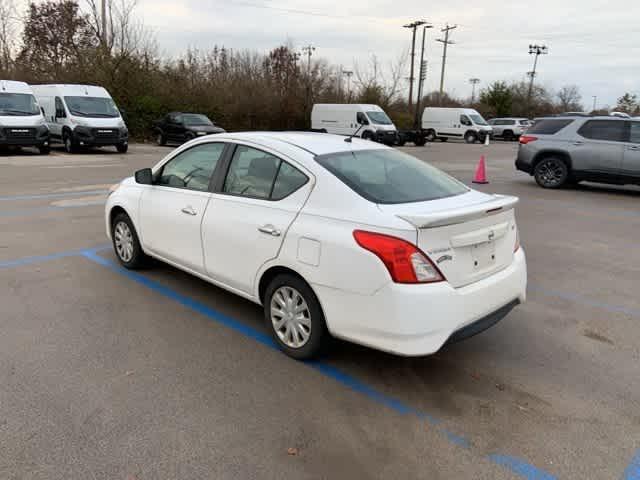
[471,241,496,270]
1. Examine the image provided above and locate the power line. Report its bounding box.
[436,24,457,105]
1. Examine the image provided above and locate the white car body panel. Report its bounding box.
[105,132,527,356]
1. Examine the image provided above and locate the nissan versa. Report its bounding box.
[106,132,527,359]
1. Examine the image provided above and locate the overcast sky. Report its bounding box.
[132,0,639,109]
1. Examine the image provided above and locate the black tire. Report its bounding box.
[264,274,330,360]
[503,130,514,141]
[396,139,406,147]
[361,131,374,141]
[414,136,427,146]
[111,212,149,269]
[464,131,477,144]
[116,143,128,153]
[533,157,569,189]
[38,145,51,155]
[440,137,449,142]
[63,132,77,153]
[156,132,166,146]
[425,130,436,142]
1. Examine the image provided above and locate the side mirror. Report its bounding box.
[135,168,153,185]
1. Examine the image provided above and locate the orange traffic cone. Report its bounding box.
[472,155,489,184]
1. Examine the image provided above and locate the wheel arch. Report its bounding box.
[531,150,573,172]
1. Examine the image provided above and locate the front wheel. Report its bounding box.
[464,132,477,144]
[264,274,330,360]
[63,133,77,153]
[116,143,128,153]
[414,136,427,146]
[425,130,436,142]
[534,157,569,189]
[111,212,148,269]
[156,132,166,146]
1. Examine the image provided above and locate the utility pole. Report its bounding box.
[436,24,457,105]
[101,0,107,45]
[469,78,480,104]
[526,44,548,115]
[341,70,353,101]
[302,45,316,123]
[414,24,432,128]
[592,96,597,112]
[403,20,426,109]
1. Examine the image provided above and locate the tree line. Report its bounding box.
[1,0,637,139]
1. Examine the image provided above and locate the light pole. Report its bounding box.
[592,96,597,112]
[527,44,548,115]
[469,78,480,104]
[403,20,427,109]
[342,70,353,101]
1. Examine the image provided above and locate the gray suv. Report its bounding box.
[488,118,531,141]
[515,116,640,188]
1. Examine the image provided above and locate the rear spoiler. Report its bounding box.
[397,195,519,229]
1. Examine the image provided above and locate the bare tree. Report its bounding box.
[0,0,18,75]
[557,85,583,112]
[354,51,408,106]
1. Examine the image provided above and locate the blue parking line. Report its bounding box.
[622,450,640,480]
[0,189,108,201]
[80,249,557,480]
[0,244,110,269]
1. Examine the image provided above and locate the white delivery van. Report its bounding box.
[0,80,50,154]
[422,107,492,144]
[31,84,128,153]
[311,104,398,145]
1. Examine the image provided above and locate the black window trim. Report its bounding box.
[152,141,231,193]
[213,143,310,202]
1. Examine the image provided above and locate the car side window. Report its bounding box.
[272,161,308,200]
[460,115,472,126]
[629,122,640,144]
[157,142,225,191]
[55,97,66,118]
[578,120,626,142]
[356,112,369,125]
[223,146,281,199]
[507,120,515,125]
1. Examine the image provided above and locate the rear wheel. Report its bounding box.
[264,274,330,360]
[534,157,569,188]
[425,130,436,142]
[464,131,477,144]
[156,132,166,146]
[111,212,149,269]
[63,132,77,153]
[503,130,514,141]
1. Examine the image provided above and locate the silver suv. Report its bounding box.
[515,116,640,188]
[488,118,531,141]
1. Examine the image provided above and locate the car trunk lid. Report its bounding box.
[379,192,519,288]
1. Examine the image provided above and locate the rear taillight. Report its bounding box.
[353,230,444,284]
[519,135,538,145]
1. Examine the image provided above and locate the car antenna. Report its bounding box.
[345,124,364,143]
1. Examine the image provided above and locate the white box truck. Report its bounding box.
[31,84,129,153]
[311,104,398,145]
[421,107,492,144]
[0,80,50,154]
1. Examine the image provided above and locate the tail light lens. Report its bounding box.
[353,230,444,284]
[519,135,538,145]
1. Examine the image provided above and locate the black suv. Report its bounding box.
[154,113,225,145]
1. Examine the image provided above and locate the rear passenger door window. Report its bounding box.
[628,122,640,144]
[578,120,627,142]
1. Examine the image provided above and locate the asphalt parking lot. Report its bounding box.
[1,140,639,480]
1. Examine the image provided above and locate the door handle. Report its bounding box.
[573,141,584,146]
[258,225,281,237]
[181,206,197,216]
[628,145,640,150]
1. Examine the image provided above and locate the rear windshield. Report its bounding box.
[316,149,468,204]
[527,119,574,135]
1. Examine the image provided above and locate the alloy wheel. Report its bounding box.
[114,221,134,262]
[536,159,566,187]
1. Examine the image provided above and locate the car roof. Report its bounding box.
[536,115,627,121]
[0,80,32,94]
[212,131,389,156]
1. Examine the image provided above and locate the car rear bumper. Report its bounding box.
[515,158,533,174]
[313,248,527,356]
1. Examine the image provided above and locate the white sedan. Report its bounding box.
[105,132,526,359]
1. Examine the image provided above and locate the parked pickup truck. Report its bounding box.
[153,112,225,145]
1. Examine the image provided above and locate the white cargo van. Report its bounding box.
[31,84,128,153]
[0,80,50,154]
[422,107,492,144]
[311,104,398,145]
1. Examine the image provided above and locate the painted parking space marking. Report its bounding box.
[0,189,108,201]
[0,201,106,217]
[622,450,640,480]
[79,249,557,480]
